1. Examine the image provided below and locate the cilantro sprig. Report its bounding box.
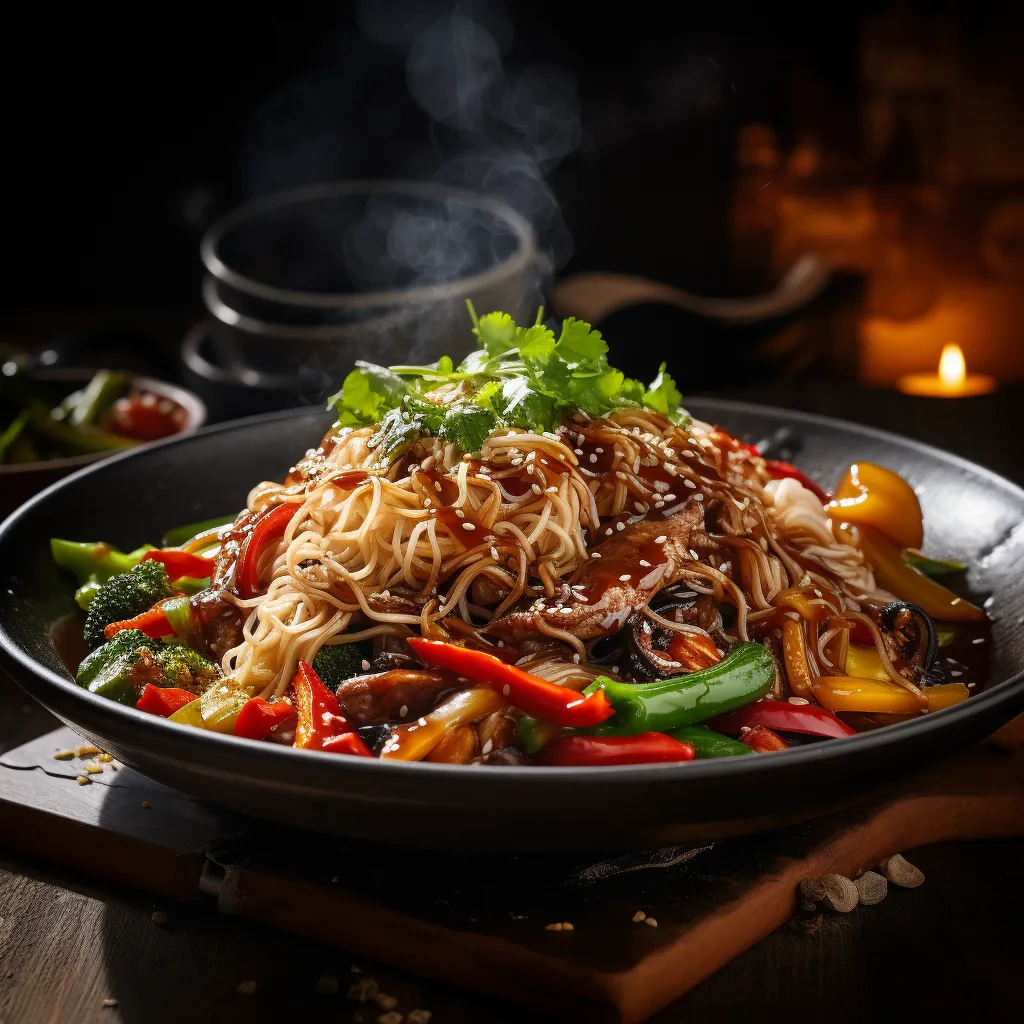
[328,307,689,459]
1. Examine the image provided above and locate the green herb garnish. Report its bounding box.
[327,306,689,457]
[904,551,967,577]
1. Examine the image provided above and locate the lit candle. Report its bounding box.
[897,344,997,397]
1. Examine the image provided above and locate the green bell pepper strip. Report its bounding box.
[583,642,776,736]
[161,515,235,549]
[668,724,753,758]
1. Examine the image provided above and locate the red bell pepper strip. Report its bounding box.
[235,503,301,599]
[104,605,175,641]
[765,459,830,503]
[140,549,215,581]
[708,698,857,739]
[407,638,615,728]
[234,697,297,740]
[740,725,789,752]
[291,660,371,756]
[137,684,197,717]
[538,732,696,767]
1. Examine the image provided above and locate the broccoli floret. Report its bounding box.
[159,642,219,690]
[83,560,174,649]
[76,628,152,706]
[312,643,365,688]
[51,538,153,587]
[76,631,219,707]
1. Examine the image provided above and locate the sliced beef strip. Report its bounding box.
[336,669,460,726]
[488,501,705,642]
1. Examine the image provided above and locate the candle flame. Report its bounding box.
[938,344,966,389]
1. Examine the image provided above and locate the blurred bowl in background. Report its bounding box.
[0,370,206,518]
[193,179,546,411]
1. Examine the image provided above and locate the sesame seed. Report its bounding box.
[434,481,442,492]
[591,551,601,558]
[502,684,511,696]
[951,670,962,677]
[616,521,625,531]
[632,910,647,922]
[972,637,986,644]
[605,528,613,536]
[655,535,667,543]
[545,922,563,931]
[491,546,499,559]
[589,454,598,464]
[634,502,646,513]
[531,484,543,495]
[639,559,651,567]
[462,522,476,531]
[527,464,535,474]
[418,718,427,726]
[619,574,632,582]
[76,775,90,786]
[102,998,119,1008]
[788,697,810,705]
[481,739,493,755]
[693,493,704,501]
[53,749,75,761]
[85,765,103,775]
[399,705,408,717]
[361,659,371,671]
[644,917,659,928]
[664,494,676,501]
[684,479,696,489]
[572,653,581,664]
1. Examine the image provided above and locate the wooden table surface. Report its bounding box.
[2,371,1024,1023]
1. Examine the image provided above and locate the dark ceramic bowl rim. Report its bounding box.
[200,179,539,311]
[0,369,207,477]
[0,401,1021,793]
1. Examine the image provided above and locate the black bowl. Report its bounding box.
[1,402,1023,851]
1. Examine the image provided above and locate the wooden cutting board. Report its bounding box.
[2,721,1022,1024]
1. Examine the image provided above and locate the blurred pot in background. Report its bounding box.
[185,180,546,418]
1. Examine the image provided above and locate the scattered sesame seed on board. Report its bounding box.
[53,750,75,761]
[85,765,103,775]
[98,752,114,763]
[545,922,563,931]
[102,998,118,1008]
[76,745,100,757]
[644,917,659,928]
[76,776,90,786]
[632,910,647,922]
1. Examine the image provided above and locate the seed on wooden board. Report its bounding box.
[798,877,826,903]
[821,873,859,913]
[877,853,925,888]
[855,871,888,905]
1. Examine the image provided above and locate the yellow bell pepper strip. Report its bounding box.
[845,643,889,681]
[407,638,614,727]
[854,526,983,622]
[924,682,970,712]
[291,661,371,755]
[781,618,815,698]
[537,733,697,767]
[708,698,857,739]
[381,687,505,761]
[136,684,197,717]
[827,461,923,549]
[740,725,789,752]
[427,725,477,764]
[812,675,927,715]
[168,697,205,729]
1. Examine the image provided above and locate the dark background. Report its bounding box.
[1,1,877,311]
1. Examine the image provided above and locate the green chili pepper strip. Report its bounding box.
[668,724,753,758]
[583,642,776,736]
[162,515,235,549]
